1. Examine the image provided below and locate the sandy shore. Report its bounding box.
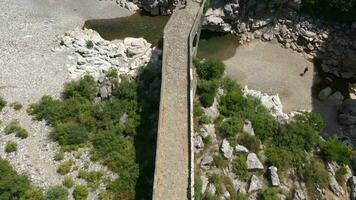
[0,0,131,190]
[224,40,343,136]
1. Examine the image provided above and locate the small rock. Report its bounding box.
[243,119,255,136]
[206,183,216,195]
[349,176,356,200]
[248,175,263,193]
[318,87,332,100]
[201,175,209,194]
[293,189,307,200]
[328,91,344,102]
[221,139,233,159]
[194,135,204,150]
[329,174,345,196]
[201,155,214,169]
[268,166,280,187]
[247,153,264,170]
[235,144,249,153]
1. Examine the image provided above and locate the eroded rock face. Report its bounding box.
[349,176,356,200]
[248,175,263,193]
[329,174,345,197]
[59,28,154,80]
[293,189,307,200]
[221,139,233,159]
[140,0,179,15]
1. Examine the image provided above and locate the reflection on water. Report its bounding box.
[197,30,239,60]
[83,12,169,46]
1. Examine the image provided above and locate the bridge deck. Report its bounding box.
[153,1,202,199]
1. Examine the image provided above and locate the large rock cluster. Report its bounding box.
[116,0,188,15]
[58,28,158,80]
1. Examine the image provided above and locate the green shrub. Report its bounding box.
[219,90,246,117]
[85,40,94,49]
[208,173,224,196]
[219,118,242,137]
[0,158,32,199]
[259,188,279,200]
[57,160,74,175]
[4,120,20,134]
[237,193,248,200]
[298,159,329,188]
[73,185,89,200]
[11,102,23,110]
[0,97,6,111]
[213,154,227,168]
[237,133,260,153]
[78,170,103,189]
[46,186,68,200]
[16,128,29,139]
[294,112,325,132]
[320,138,353,164]
[194,175,203,200]
[63,176,74,188]
[199,114,212,124]
[24,187,44,200]
[265,147,303,169]
[231,155,249,181]
[54,150,65,161]
[335,166,347,184]
[51,122,88,145]
[197,80,218,107]
[63,75,98,100]
[194,58,225,80]
[194,101,204,118]
[4,120,29,139]
[5,141,17,153]
[272,121,320,152]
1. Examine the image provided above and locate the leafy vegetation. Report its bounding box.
[29,66,161,199]
[57,160,74,175]
[73,185,89,200]
[0,158,42,199]
[335,166,347,184]
[63,176,74,188]
[213,154,228,168]
[297,159,329,189]
[219,117,242,137]
[5,141,18,153]
[46,186,68,200]
[0,97,6,111]
[237,132,260,153]
[77,170,103,189]
[4,120,29,139]
[320,138,353,164]
[10,102,23,110]
[231,155,249,181]
[259,188,279,200]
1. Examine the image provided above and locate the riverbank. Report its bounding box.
[0,0,132,192]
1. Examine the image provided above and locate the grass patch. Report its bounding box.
[5,141,17,153]
[10,102,23,110]
[231,155,249,181]
[4,120,29,139]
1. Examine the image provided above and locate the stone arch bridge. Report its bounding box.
[152,0,205,199]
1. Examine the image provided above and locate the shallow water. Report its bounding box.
[196,30,239,60]
[83,12,169,46]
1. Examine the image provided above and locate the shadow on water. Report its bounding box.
[196,30,239,60]
[83,11,169,47]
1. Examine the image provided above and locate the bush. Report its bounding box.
[4,120,29,138]
[197,80,218,107]
[73,185,89,200]
[231,155,249,181]
[259,188,279,200]
[298,159,329,188]
[63,75,98,100]
[272,121,320,152]
[265,147,303,169]
[57,160,74,175]
[85,40,94,49]
[213,154,227,168]
[54,150,65,161]
[0,158,32,199]
[24,187,44,200]
[11,102,23,110]
[237,133,260,153]
[219,118,242,137]
[51,122,88,145]
[5,141,17,153]
[46,186,68,200]
[63,176,74,188]
[320,138,353,164]
[194,58,225,80]
[294,112,325,132]
[78,170,103,189]
[0,97,6,111]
